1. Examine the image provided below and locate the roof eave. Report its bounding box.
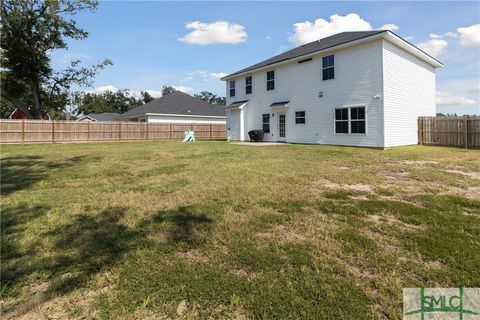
[384,31,443,68]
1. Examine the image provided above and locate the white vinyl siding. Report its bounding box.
[225,38,437,147]
[382,39,436,147]
[226,40,384,146]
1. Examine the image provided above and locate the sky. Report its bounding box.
[51,1,480,115]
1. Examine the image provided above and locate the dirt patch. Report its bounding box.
[378,171,410,181]
[442,169,480,180]
[175,249,209,263]
[442,186,480,200]
[319,179,373,192]
[401,160,439,166]
[368,214,424,231]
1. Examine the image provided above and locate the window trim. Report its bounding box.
[266,70,275,91]
[334,105,367,135]
[245,76,252,94]
[322,55,335,81]
[262,113,270,133]
[295,111,306,124]
[229,80,235,97]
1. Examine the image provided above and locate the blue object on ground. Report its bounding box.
[183,130,195,142]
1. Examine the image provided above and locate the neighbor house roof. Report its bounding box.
[118,91,226,118]
[79,112,119,121]
[222,31,442,80]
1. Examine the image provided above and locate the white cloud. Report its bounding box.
[173,86,194,94]
[178,21,247,45]
[181,70,226,82]
[289,13,373,45]
[429,33,442,39]
[436,91,477,105]
[142,90,163,98]
[208,72,227,80]
[457,24,480,47]
[86,86,163,98]
[470,85,480,93]
[416,37,448,57]
[378,24,399,32]
[86,85,119,94]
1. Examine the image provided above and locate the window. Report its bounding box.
[245,76,252,94]
[322,55,334,80]
[335,108,349,133]
[229,80,235,97]
[295,111,306,124]
[335,106,366,134]
[350,107,366,133]
[267,70,275,91]
[262,114,270,133]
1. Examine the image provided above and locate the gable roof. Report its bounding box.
[82,112,120,121]
[118,91,226,118]
[222,31,442,79]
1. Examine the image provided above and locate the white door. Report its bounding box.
[228,110,241,140]
[277,113,286,142]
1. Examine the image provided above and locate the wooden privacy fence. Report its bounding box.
[0,120,226,144]
[418,116,480,149]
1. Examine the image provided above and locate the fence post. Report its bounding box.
[464,117,468,149]
[146,122,149,140]
[21,120,25,143]
[209,124,212,140]
[119,122,122,141]
[418,118,422,145]
[169,123,172,140]
[87,121,90,141]
[52,121,55,143]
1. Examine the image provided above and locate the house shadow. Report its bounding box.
[1,154,100,196]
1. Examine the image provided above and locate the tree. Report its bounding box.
[140,91,155,103]
[72,90,143,116]
[0,0,111,119]
[161,85,177,96]
[194,91,226,105]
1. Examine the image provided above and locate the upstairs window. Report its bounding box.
[262,114,270,133]
[229,80,235,97]
[267,70,275,91]
[295,111,306,124]
[322,55,334,80]
[335,106,366,134]
[245,76,252,94]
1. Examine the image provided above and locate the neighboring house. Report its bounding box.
[222,30,443,148]
[78,113,120,121]
[9,108,50,120]
[117,91,226,124]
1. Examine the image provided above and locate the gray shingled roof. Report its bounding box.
[225,31,386,78]
[85,113,120,121]
[118,91,226,118]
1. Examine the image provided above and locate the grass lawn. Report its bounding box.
[1,141,479,319]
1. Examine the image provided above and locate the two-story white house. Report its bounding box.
[222,31,443,148]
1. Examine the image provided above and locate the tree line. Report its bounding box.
[0,0,225,120]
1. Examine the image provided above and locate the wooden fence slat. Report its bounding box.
[0,119,226,144]
[418,116,479,149]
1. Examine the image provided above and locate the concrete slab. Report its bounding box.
[231,142,287,146]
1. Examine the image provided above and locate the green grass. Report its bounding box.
[1,141,479,319]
